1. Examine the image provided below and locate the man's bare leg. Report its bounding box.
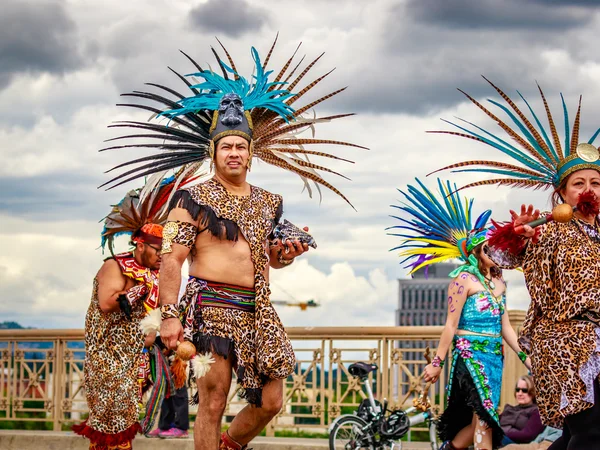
[195,354,233,450]
[227,379,283,445]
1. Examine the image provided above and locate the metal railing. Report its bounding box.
[0,313,527,434]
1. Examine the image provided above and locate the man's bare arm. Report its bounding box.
[96,259,128,313]
[159,207,198,350]
[159,207,198,306]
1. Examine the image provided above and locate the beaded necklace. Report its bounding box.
[575,218,600,244]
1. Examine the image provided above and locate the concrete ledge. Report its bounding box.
[0,430,432,449]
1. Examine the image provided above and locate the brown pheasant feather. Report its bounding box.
[254,53,325,130]
[537,83,563,159]
[267,42,301,90]
[570,96,582,156]
[259,120,328,142]
[259,151,354,208]
[268,138,367,149]
[265,147,354,163]
[454,178,553,192]
[215,38,239,80]
[274,153,351,180]
[482,76,557,165]
[428,159,547,179]
[257,87,348,137]
[252,43,301,127]
[261,33,278,71]
[458,89,554,170]
[287,53,325,93]
[282,54,306,85]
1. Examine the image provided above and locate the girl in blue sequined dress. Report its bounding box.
[388,179,531,450]
[423,237,530,450]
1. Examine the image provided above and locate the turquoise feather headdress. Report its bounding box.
[429,77,600,190]
[100,37,365,208]
[159,47,295,121]
[387,178,491,275]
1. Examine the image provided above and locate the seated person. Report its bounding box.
[502,426,562,450]
[500,375,545,446]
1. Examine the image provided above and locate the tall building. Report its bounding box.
[396,262,458,327]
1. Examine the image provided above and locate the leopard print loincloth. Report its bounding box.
[181,278,265,404]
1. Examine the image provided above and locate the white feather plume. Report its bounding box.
[139,308,161,335]
[191,352,216,379]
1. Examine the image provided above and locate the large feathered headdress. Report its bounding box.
[387,178,492,275]
[99,36,365,208]
[429,77,600,190]
[101,173,200,254]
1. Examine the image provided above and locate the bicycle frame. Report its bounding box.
[328,376,438,448]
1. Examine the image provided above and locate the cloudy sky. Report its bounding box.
[2,0,600,329]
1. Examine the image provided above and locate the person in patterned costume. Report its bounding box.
[73,222,163,450]
[431,79,600,449]
[99,38,362,450]
[73,176,197,449]
[388,179,530,450]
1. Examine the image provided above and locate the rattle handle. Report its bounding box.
[514,214,551,234]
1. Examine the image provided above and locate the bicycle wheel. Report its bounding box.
[329,415,376,450]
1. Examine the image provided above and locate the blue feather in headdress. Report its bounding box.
[159,47,295,121]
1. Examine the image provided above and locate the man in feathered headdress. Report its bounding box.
[99,38,362,450]
[73,178,191,450]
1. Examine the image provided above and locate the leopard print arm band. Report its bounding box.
[161,220,199,254]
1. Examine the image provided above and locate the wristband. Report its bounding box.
[431,355,445,368]
[277,250,294,266]
[160,303,179,320]
[518,351,527,364]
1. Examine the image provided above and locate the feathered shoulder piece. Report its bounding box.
[101,173,199,254]
[387,178,491,275]
[99,36,366,208]
[429,77,600,191]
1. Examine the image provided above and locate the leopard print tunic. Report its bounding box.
[179,178,296,402]
[81,277,146,438]
[517,219,600,428]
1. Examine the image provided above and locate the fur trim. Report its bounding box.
[169,190,239,241]
[139,308,161,335]
[191,352,216,379]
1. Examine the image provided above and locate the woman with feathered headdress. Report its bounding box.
[431,78,600,448]
[388,178,530,450]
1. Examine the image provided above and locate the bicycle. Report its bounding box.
[328,361,440,450]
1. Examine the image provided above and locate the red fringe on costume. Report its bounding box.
[488,219,528,255]
[72,420,141,446]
